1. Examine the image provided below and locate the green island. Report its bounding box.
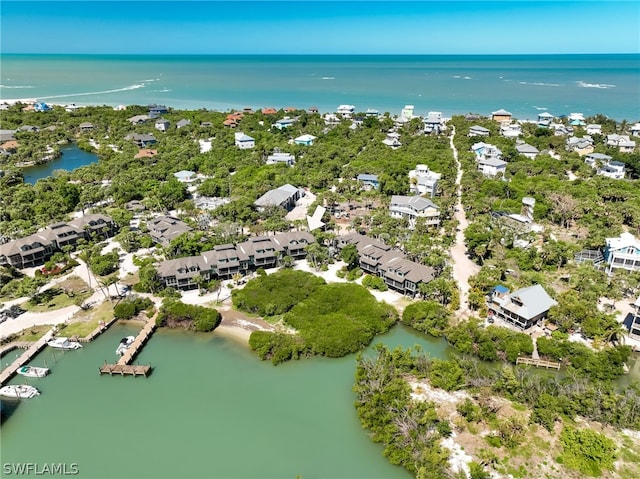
[1,102,639,478]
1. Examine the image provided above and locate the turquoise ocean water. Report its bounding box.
[1,54,639,121]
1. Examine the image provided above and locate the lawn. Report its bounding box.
[14,325,51,342]
[58,301,115,338]
[21,276,92,312]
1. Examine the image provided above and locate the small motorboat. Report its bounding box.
[46,337,82,350]
[0,385,40,399]
[116,336,135,356]
[16,366,50,378]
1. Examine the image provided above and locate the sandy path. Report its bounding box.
[448,126,480,317]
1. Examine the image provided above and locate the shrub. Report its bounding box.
[402,301,451,337]
[361,274,388,291]
[156,300,221,332]
[559,427,617,477]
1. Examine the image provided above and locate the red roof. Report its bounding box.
[261,108,277,115]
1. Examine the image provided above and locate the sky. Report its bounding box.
[1,1,639,54]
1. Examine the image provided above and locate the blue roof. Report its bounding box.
[494,285,509,294]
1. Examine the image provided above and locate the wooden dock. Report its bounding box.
[516,356,561,370]
[0,342,32,358]
[0,331,53,386]
[78,317,117,343]
[99,315,156,377]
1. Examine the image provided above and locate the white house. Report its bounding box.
[293,134,316,146]
[568,112,586,126]
[472,142,503,161]
[586,124,602,135]
[500,123,522,138]
[336,105,355,117]
[382,132,402,149]
[515,142,539,159]
[468,125,490,137]
[604,232,640,274]
[274,117,295,130]
[478,157,508,178]
[401,105,416,121]
[584,152,625,179]
[266,151,295,166]
[566,136,594,155]
[537,111,554,127]
[423,112,445,134]
[235,132,255,149]
[409,164,441,197]
[606,134,636,153]
[155,119,170,131]
[389,195,440,229]
[631,123,640,137]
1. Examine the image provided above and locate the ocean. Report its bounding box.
[1,54,639,121]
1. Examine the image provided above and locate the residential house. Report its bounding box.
[382,132,402,149]
[584,152,612,168]
[488,284,557,330]
[631,123,640,137]
[254,184,302,211]
[515,142,539,159]
[478,157,508,178]
[128,114,150,125]
[1,140,19,155]
[234,132,255,149]
[336,105,355,117]
[365,109,380,117]
[550,123,573,136]
[204,244,250,279]
[356,174,379,191]
[568,113,586,126]
[500,123,522,138]
[147,215,193,247]
[606,134,636,153]
[537,112,554,127]
[294,134,316,146]
[491,109,512,123]
[389,195,440,228]
[468,125,491,137]
[323,114,341,126]
[126,133,157,147]
[149,105,169,116]
[19,125,40,133]
[176,119,191,129]
[565,136,594,156]
[266,151,296,166]
[0,214,117,269]
[155,119,170,132]
[79,122,94,132]
[472,142,503,161]
[156,256,208,290]
[308,106,319,114]
[401,105,415,121]
[34,102,51,112]
[335,233,434,296]
[200,121,213,128]
[274,117,295,130]
[631,296,640,339]
[0,130,16,142]
[604,232,640,274]
[261,108,278,115]
[409,164,441,197]
[423,112,445,134]
[585,153,625,179]
[586,124,602,135]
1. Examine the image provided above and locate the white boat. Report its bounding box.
[0,385,40,399]
[16,365,50,378]
[46,337,83,350]
[115,336,135,356]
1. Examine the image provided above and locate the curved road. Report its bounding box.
[449,125,480,318]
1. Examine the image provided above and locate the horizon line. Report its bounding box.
[3,52,639,56]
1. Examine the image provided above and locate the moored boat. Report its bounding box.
[46,337,82,350]
[0,385,40,399]
[16,366,50,378]
[116,336,135,356]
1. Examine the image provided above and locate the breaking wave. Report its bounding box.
[37,83,147,100]
[576,81,616,89]
[0,85,35,89]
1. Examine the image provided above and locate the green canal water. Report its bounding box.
[1,323,453,479]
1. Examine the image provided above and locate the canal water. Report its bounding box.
[22,143,99,185]
[0,323,453,479]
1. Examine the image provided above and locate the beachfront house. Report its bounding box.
[294,134,316,146]
[515,142,539,159]
[500,123,522,138]
[423,112,445,134]
[389,195,440,229]
[409,164,441,197]
[401,105,416,121]
[568,113,586,126]
[604,232,640,274]
[537,112,554,127]
[337,105,355,117]
[254,184,302,212]
[234,132,255,149]
[34,102,51,112]
[631,123,640,137]
[468,125,491,137]
[491,109,512,123]
[356,174,379,191]
[488,284,557,330]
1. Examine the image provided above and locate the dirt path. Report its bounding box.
[449,126,480,318]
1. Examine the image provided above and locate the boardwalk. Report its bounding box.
[99,314,156,377]
[0,341,32,358]
[0,331,53,386]
[516,356,561,370]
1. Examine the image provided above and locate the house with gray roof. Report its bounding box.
[79,122,94,132]
[468,125,490,137]
[157,256,209,290]
[128,114,150,125]
[389,195,440,229]
[515,142,539,159]
[477,157,507,178]
[234,132,255,149]
[126,133,157,147]
[409,164,441,197]
[356,174,379,190]
[155,119,170,132]
[488,284,557,329]
[565,136,594,156]
[266,151,295,166]
[604,232,640,274]
[176,119,191,129]
[336,233,435,296]
[254,184,302,211]
[147,215,192,247]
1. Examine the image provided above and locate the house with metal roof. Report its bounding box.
[254,184,302,211]
[389,195,440,228]
[515,142,539,159]
[491,108,512,122]
[176,119,191,129]
[266,151,295,166]
[468,125,491,137]
[604,232,640,274]
[234,132,255,149]
[488,284,557,329]
[356,174,379,191]
[478,157,507,178]
[293,134,317,146]
[155,119,170,132]
[409,164,441,197]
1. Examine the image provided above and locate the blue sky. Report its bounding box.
[1,1,639,54]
